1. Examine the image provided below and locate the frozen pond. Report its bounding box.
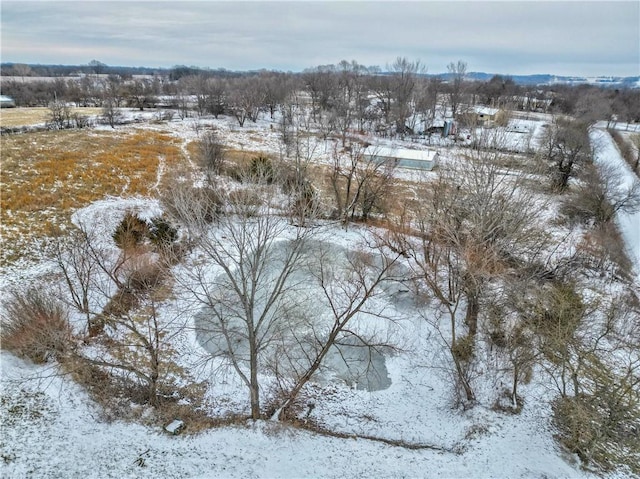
[194,239,412,392]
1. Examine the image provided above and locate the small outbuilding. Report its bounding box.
[0,95,16,108]
[465,106,500,127]
[364,146,439,171]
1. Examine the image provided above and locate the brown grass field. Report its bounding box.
[0,107,104,128]
[1,128,184,265]
[1,122,421,267]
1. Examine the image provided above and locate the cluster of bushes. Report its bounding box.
[47,102,92,130]
[113,211,178,252]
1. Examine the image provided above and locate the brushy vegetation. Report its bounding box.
[553,374,640,474]
[609,128,640,177]
[0,288,72,364]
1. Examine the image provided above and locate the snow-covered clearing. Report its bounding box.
[1,110,635,479]
[0,346,592,479]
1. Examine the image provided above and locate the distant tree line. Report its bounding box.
[1,59,638,127]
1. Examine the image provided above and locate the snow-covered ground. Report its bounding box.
[1,109,633,479]
[1,349,594,479]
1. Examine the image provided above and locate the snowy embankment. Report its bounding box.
[590,128,640,277]
[1,351,596,479]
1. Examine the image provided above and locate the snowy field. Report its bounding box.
[1,108,637,479]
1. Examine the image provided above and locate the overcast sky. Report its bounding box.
[2,1,639,77]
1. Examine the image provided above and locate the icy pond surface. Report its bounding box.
[194,239,413,392]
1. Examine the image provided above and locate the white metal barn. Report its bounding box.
[364,146,439,171]
[0,95,16,108]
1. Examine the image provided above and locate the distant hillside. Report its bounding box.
[1,62,638,88]
[435,71,640,87]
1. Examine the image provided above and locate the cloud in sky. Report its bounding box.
[2,1,639,76]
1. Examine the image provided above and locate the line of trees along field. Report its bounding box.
[2,58,639,132]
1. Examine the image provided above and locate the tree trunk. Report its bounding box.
[278,334,336,420]
[464,292,479,337]
[249,341,261,420]
[453,355,475,402]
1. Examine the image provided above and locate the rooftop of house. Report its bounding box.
[471,105,500,116]
[364,146,439,162]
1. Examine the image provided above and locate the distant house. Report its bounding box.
[0,95,16,108]
[465,106,500,127]
[364,146,439,171]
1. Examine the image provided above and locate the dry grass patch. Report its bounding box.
[0,107,103,128]
[1,128,184,265]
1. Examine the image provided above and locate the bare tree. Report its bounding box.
[370,74,394,128]
[388,145,547,403]
[205,78,227,118]
[47,99,72,129]
[446,60,467,119]
[103,74,125,107]
[329,143,397,224]
[575,90,613,126]
[12,63,32,82]
[511,279,640,470]
[631,133,640,171]
[415,77,442,137]
[197,130,226,184]
[274,239,404,419]
[278,116,320,226]
[126,79,156,111]
[52,227,100,332]
[50,210,185,407]
[259,71,293,119]
[228,77,265,127]
[88,60,107,78]
[303,65,339,121]
[170,182,316,419]
[100,98,123,128]
[562,162,640,225]
[389,57,423,136]
[541,117,591,191]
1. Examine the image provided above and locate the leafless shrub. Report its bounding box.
[101,99,123,128]
[198,131,226,182]
[553,375,640,474]
[125,255,167,293]
[228,187,262,216]
[561,163,640,226]
[161,178,222,227]
[609,129,640,174]
[574,224,634,279]
[72,113,91,129]
[1,288,72,364]
[47,100,72,130]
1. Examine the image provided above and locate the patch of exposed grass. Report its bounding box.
[1,128,184,265]
[0,107,103,128]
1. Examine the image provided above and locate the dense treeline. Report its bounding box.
[2,59,639,126]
